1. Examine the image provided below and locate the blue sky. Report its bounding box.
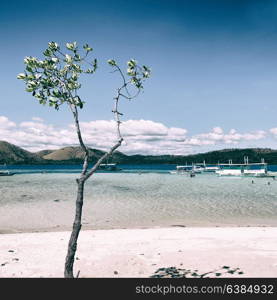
[1,0,277,154]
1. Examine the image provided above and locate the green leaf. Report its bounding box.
[127,59,137,68]
[143,71,150,78]
[51,57,59,63]
[17,73,26,80]
[23,56,31,64]
[83,43,93,52]
[72,64,82,73]
[48,42,59,51]
[108,59,116,66]
[66,42,77,51]
[72,73,78,81]
[93,58,97,70]
[26,65,34,72]
[26,87,34,92]
[27,74,35,80]
[65,54,73,63]
[74,54,81,61]
[49,96,57,102]
[67,83,74,90]
[84,68,94,74]
[43,49,52,57]
[52,89,60,97]
[35,74,42,80]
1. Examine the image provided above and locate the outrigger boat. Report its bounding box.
[173,161,220,174]
[215,157,275,178]
[0,170,16,176]
[203,166,220,172]
[201,161,220,172]
[191,161,220,172]
[0,164,16,176]
[170,164,204,175]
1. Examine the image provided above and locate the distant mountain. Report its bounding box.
[0,141,43,164]
[150,148,277,165]
[0,141,277,165]
[41,146,128,163]
[35,149,55,158]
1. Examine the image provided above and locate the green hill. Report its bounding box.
[0,141,43,164]
[0,141,277,165]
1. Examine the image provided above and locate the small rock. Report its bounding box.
[12,258,19,261]
[114,271,118,275]
[8,250,14,253]
[53,199,60,202]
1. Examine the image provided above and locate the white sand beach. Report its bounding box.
[0,227,277,278]
[0,227,277,277]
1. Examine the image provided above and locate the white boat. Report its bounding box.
[215,157,274,178]
[188,162,220,172]
[204,166,220,172]
[193,165,204,173]
[199,161,220,172]
[174,164,204,174]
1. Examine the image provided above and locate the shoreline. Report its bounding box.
[1,223,276,235]
[0,226,277,278]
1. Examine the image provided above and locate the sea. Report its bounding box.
[1,164,277,233]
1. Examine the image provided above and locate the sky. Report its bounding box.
[1,0,277,155]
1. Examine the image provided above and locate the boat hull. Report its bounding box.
[0,172,15,176]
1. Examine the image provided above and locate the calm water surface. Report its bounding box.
[1,164,277,232]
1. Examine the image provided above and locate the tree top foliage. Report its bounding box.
[17,41,151,110]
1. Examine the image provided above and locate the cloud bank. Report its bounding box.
[0,115,273,155]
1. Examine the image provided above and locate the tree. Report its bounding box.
[17,41,151,278]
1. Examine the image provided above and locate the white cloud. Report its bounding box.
[195,127,266,145]
[0,116,16,129]
[213,126,223,134]
[270,128,277,136]
[0,116,270,154]
[31,117,44,122]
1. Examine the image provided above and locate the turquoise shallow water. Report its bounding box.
[1,167,277,232]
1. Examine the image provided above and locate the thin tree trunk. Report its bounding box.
[63,72,127,277]
[64,140,122,278]
[64,178,85,278]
